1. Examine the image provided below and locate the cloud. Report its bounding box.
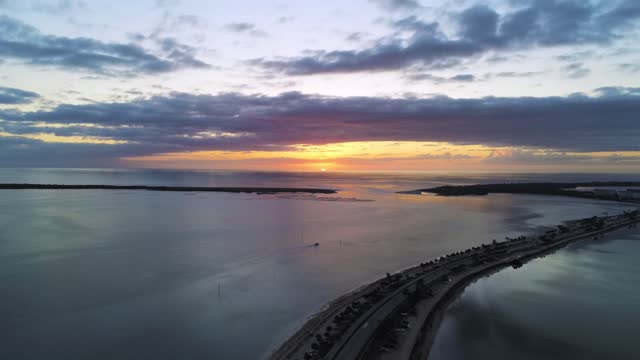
[223,22,267,37]
[0,15,210,76]
[0,136,140,167]
[618,63,640,73]
[406,72,475,83]
[251,0,640,75]
[0,0,87,13]
[369,0,420,12]
[31,0,87,14]
[594,86,640,97]
[0,86,40,104]
[224,22,254,32]
[483,148,640,166]
[154,0,180,7]
[596,0,640,29]
[1,87,639,168]
[563,62,590,78]
[554,50,594,62]
[346,32,366,42]
[493,71,541,78]
[277,16,294,23]
[415,152,475,160]
[150,12,208,37]
[178,14,205,26]
[154,36,210,69]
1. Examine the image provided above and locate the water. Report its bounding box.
[0,169,637,359]
[430,226,640,360]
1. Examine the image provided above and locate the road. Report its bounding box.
[269,210,640,360]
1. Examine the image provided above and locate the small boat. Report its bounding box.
[313,242,319,247]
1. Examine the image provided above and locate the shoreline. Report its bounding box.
[269,210,640,360]
[399,181,640,203]
[267,271,411,360]
[0,183,336,194]
[407,219,639,360]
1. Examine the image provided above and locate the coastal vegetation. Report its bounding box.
[402,181,640,200]
[0,184,336,194]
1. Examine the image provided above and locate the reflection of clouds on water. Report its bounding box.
[565,226,640,253]
[434,289,588,360]
[431,227,640,360]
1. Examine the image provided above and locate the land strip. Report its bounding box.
[0,184,336,194]
[269,210,640,360]
[399,181,640,201]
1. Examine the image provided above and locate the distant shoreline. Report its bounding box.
[0,183,337,194]
[400,181,640,201]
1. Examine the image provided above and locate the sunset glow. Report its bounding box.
[0,0,638,171]
[121,141,640,172]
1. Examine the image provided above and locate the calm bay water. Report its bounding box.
[0,169,637,359]
[430,227,640,360]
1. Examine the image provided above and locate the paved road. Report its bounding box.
[270,212,639,360]
[329,214,639,360]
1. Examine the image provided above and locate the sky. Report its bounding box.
[0,0,639,172]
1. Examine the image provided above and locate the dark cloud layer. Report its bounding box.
[0,86,39,104]
[1,88,639,166]
[252,0,640,75]
[0,15,210,76]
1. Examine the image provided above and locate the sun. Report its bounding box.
[320,168,327,172]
